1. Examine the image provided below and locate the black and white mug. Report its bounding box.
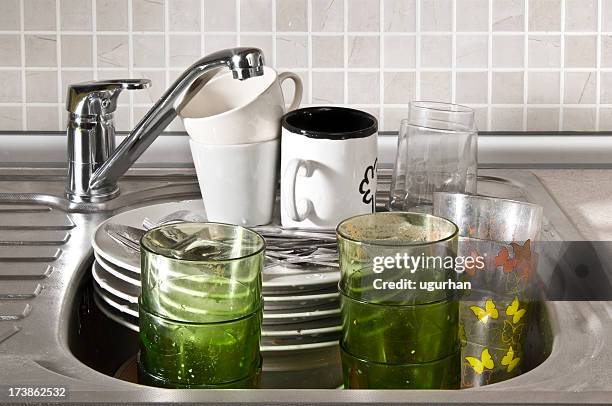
[280,107,378,229]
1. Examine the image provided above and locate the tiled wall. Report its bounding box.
[3,0,612,132]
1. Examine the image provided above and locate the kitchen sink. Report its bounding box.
[1,165,611,404]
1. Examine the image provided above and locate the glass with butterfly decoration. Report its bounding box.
[433,192,543,388]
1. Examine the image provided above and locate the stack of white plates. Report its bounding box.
[91,200,342,387]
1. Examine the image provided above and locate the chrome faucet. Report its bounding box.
[65,47,265,202]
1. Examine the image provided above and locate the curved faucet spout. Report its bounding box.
[87,47,265,193]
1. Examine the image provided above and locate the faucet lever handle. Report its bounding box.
[66,79,151,116]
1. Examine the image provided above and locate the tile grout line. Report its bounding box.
[379,0,384,129]
[128,0,134,129]
[451,0,457,104]
[201,0,205,54]
[415,0,421,101]
[343,0,348,105]
[522,0,528,130]
[559,0,566,130]
[596,0,603,130]
[272,0,277,68]
[92,0,98,80]
[487,0,492,131]
[236,0,241,46]
[307,0,313,105]
[19,0,26,130]
[56,0,62,130]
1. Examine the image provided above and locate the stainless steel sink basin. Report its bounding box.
[1,166,611,404]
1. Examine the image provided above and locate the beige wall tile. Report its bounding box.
[384,72,415,104]
[419,71,452,102]
[492,35,524,68]
[60,0,92,31]
[528,71,560,103]
[25,35,57,67]
[456,35,488,68]
[456,71,488,104]
[564,71,596,104]
[276,35,308,68]
[24,0,56,30]
[421,0,452,32]
[348,36,379,68]
[96,0,128,31]
[562,108,596,131]
[240,0,273,32]
[565,0,597,32]
[312,35,344,68]
[348,72,379,104]
[276,0,307,31]
[169,34,201,68]
[491,107,523,131]
[492,0,524,31]
[528,35,561,68]
[603,0,612,31]
[0,71,22,102]
[456,0,488,32]
[527,107,559,131]
[97,35,129,68]
[312,0,344,32]
[599,72,612,103]
[133,34,165,67]
[0,35,22,67]
[169,0,201,31]
[204,0,236,31]
[564,36,597,68]
[132,70,166,103]
[348,0,380,31]
[240,35,273,64]
[492,72,524,104]
[26,106,59,131]
[421,35,452,68]
[133,0,164,31]
[0,107,23,130]
[312,71,344,104]
[61,35,93,67]
[384,36,416,69]
[204,34,238,53]
[0,0,20,31]
[601,35,612,67]
[26,70,58,102]
[384,0,416,32]
[529,0,561,32]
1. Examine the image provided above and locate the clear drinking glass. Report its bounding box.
[388,102,478,213]
[336,212,461,389]
[432,193,543,388]
[138,223,265,389]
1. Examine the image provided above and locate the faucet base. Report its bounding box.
[66,185,120,203]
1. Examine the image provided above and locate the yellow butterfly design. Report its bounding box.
[465,348,494,375]
[501,346,520,373]
[470,298,498,324]
[506,297,527,324]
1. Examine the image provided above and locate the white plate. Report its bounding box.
[95,252,141,287]
[261,317,341,337]
[93,282,139,318]
[264,290,339,311]
[92,261,140,303]
[93,289,139,332]
[262,307,341,324]
[262,266,340,291]
[260,340,339,352]
[92,200,206,273]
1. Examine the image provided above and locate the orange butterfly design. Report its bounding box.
[511,240,533,279]
[495,247,517,274]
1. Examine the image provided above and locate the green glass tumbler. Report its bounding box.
[341,346,460,390]
[336,212,461,389]
[138,222,264,388]
[140,223,264,323]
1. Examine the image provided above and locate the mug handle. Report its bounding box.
[282,158,313,222]
[278,72,303,112]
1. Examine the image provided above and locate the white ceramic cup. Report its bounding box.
[280,107,378,230]
[189,138,279,226]
[180,66,302,145]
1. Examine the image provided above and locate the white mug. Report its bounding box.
[180,66,302,145]
[280,107,378,229]
[189,138,279,226]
